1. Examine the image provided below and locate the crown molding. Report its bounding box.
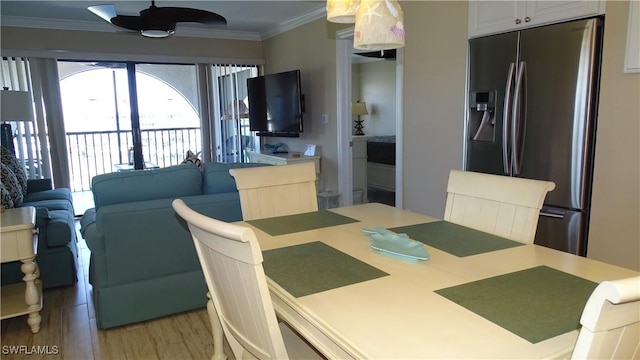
[260,5,326,40]
[0,15,262,41]
[1,4,327,42]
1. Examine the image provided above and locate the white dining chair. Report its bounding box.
[172,199,323,360]
[571,276,640,359]
[444,169,555,243]
[229,162,318,220]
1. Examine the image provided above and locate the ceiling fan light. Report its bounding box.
[354,0,405,51]
[327,0,361,23]
[141,28,175,38]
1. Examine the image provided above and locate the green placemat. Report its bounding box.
[247,210,359,236]
[388,221,523,257]
[262,241,389,297]
[435,266,598,343]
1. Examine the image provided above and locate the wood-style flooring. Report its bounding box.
[1,222,219,360]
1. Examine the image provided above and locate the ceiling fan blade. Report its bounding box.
[153,7,227,25]
[110,15,145,31]
[88,4,117,23]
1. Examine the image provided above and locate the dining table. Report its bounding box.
[232,202,639,359]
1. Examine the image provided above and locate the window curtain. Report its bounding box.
[0,57,71,188]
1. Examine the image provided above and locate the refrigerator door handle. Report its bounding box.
[503,62,516,173]
[511,61,527,175]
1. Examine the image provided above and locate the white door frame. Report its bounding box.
[335,28,404,208]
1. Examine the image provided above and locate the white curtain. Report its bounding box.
[0,56,71,188]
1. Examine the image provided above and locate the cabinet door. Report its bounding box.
[525,0,604,28]
[469,1,525,38]
[469,0,604,38]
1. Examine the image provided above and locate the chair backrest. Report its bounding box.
[571,276,640,360]
[172,199,290,360]
[443,169,555,243]
[229,162,318,220]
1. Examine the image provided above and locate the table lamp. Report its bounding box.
[1,90,34,154]
[352,101,368,136]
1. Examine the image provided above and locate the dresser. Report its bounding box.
[248,151,321,176]
[351,137,368,204]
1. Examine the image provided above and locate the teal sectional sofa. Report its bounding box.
[1,147,78,289]
[80,162,267,329]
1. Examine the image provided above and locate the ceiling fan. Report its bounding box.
[88,1,227,38]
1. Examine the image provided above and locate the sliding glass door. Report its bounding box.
[135,63,201,167]
[213,64,260,163]
[59,61,201,191]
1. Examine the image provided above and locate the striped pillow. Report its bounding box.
[181,150,203,171]
[1,163,23,207]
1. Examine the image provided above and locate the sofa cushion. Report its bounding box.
[46,210,75,247]
[23,187,73,203]
[202,162,269,195]
[1,163,23,206]
[91,164,202,209]
[1,146,27,195]
[21,198,73,212]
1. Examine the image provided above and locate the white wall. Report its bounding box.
[357,60,397,136]
[401,1,468,217]
[587,0,640,270]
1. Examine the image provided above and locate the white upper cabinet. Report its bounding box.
[469,0,605,38]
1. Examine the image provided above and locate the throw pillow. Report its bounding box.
[0,181,14,209]
[0,146,28,195]
[181,150,203,171]
[1,163,23,206]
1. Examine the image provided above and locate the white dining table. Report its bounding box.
[236,203,638,359]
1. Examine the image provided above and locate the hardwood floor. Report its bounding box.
[1,222,218,360]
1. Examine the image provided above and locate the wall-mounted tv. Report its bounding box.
[247,70,304,137]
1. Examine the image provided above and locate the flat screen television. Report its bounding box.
[247,70,303,137]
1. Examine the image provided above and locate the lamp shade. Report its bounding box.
[222,99,249,120]
[1,91,34,122]
[327,0,361,23]
[354,0,405,51]
[352,101,368,116]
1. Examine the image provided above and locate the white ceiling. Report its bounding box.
[0,1,327,40]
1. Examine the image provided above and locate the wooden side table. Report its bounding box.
[0,206,42,333]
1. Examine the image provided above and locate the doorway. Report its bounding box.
[335,29,404,208]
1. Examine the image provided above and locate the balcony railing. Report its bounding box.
[66,127,201,192]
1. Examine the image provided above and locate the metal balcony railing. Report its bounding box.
[66,127,201,192]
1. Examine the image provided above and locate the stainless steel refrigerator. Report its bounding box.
[465,17,603,256]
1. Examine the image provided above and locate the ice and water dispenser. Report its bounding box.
[468,90,496,142]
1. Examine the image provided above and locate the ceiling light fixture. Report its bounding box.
[141,27,175,38]
[327,0,361,23]
[354,0,405,51]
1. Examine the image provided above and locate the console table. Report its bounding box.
[248,151,321,175]
[114,162,159,172]
[0,206,42,333]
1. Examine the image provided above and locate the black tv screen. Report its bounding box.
[247,70,303,137]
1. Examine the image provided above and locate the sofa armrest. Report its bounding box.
[27,179,53,193]
[32,206,76,250]
[80,208,97,237]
